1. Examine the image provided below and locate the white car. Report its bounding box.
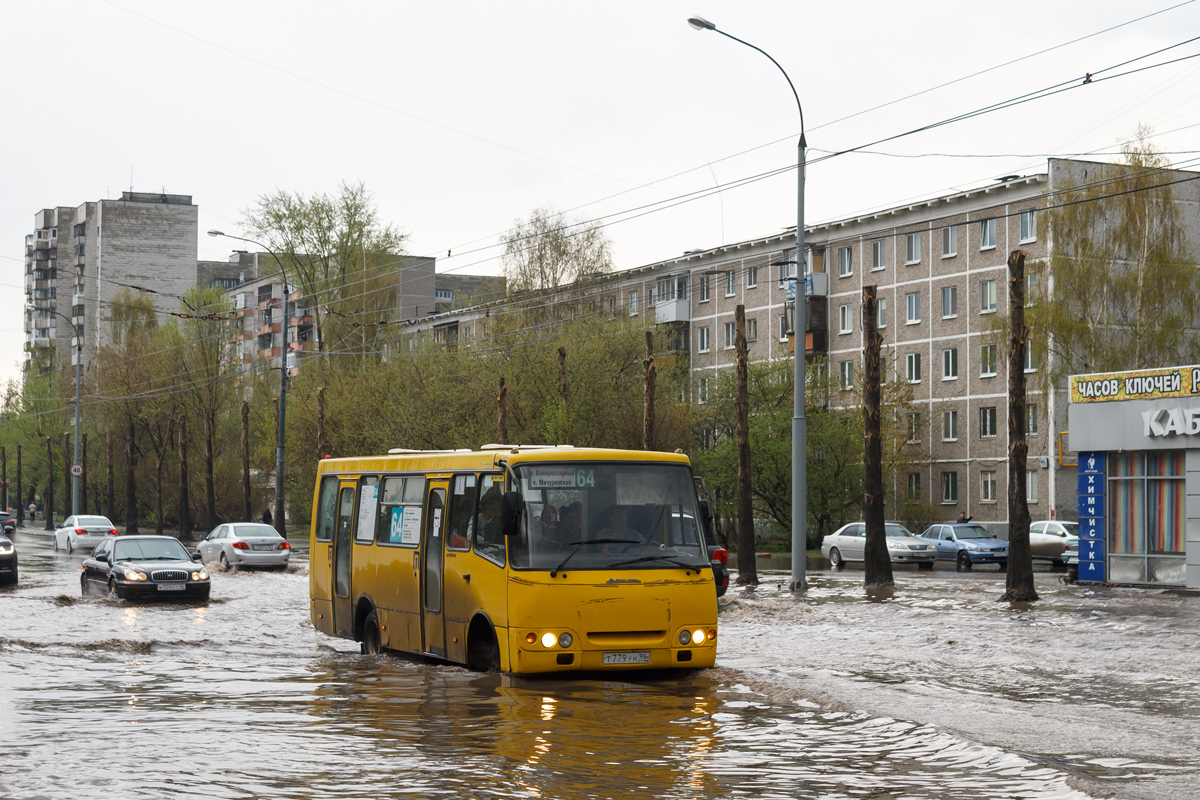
[53,515,118,554]
[195,523,291,570]
[1029,520,1079,566]
[821,522,936,569]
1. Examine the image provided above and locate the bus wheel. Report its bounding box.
[467,619,500,672]
[360,611,382,655]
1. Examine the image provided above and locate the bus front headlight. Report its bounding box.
[678,629,691,645]
[557,632,573,648]
[541,632,557,648]
[691,629,705,645]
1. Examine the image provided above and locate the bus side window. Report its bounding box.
[447,475,475,551]
[316,476,338,542]
[474,474,506,566]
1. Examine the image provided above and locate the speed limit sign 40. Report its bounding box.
[70,464,83,477]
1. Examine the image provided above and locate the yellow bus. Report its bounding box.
[309,445,718,673]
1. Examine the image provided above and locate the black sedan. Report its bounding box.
[0,512,14,535]
[81,535,210,601]
[0,534,16,585]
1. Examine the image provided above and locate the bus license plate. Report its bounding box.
[157,583,185,592]
[603,651,650,665]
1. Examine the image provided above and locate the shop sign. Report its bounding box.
[1071,365,1200,404]
[1142,407,1200,438]
[1077,451,1106,583]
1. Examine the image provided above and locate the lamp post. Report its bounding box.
[28,304,82,517]
[208,230,290,537]
[688,15,808,590]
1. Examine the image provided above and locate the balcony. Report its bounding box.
[256,322,281,337]
[259,347,282,359]
[289,314,313,326]
[654,296,690,324]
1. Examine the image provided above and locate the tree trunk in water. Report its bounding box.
[44,436,54,530]
[316,387,328,458]
[178,415,191,539]
[62,433,70,519]
[862,286,894,588]
[204,414,217,531]
[81,434,88,515]
[105,430,115,521]
[734,306,759,585]
[242,401,252,522]
[558,347,570,444]
[1003,250,1038,602]
[16,445,22,526]
[125,420,138,534]
[497,377,508,445]
[642,331,656,451]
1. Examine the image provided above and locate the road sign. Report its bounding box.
[70,464,83,477]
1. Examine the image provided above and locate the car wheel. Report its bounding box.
[998,560,1008,572]
[918,561,934,571]
[53,536,59,552]
[828,547,844,570]
[107,577,118,598]
[956,551,972,572]
[67,538,74,554]
[361,611,382,655]
[220,553,233,572]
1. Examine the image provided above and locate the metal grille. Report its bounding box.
[151,570,188,582]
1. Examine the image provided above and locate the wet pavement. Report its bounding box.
[1,530,1194,800]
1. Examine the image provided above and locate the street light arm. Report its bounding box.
[207,230,292,290]
[702,27,806,143]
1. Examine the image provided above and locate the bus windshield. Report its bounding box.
[511,462,707,571]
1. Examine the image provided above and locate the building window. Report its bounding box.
[839,360,854,389]
[906,352,921,384]
[779,309,792,342]
[877,296,887,328]
[981,471,997,502]
[1019,209,1036,242]
[942,347,958,380]
[871,240,886,270]
[907,412,922,442]
[1027,471,1039,503]
[698,326,710,353]
[724,271,736,297]
[942,225,957,257]
[907,472,921,499]
[980,218,996,249]
[1026,403,1039,436]
[980,406,997,438]
[980,279,997,313]
[839,304,852,334]
[880,354,888,385]
[746,318,757,342]
[779,253,797,283]
[629,290,639,315]
[1025,272,1037,307]
[942,410,958,441]
[942,285,958,318]
[980,343,997,377]
[905,233,921,264]
[1025,341,1037,372]
[838,246,852,277]
[698,377,709,404]
[905,291,921,324]
[700,277,710,302]
[942,471,959,504]
[608,296,616,314]
[724,322,736,349]
[747,266,758,288]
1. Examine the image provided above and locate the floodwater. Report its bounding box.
[1,534,1192,800]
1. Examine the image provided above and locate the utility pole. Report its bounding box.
[558,347,570,443]
[81,434,88,514]
[44,436,53,530]
[862,286,893,588]
[178,414,191,538]
[316,387,328,458]
[1,446,6,513]
[734,305,758,585]
[62,433,69,523]
[241,401,251,522]
[1003,250,1038,602]
[16,445,22,527]
[105,430,115,521]
[642,331,656,451]
[125,420,137,534]
[497,377,508,445]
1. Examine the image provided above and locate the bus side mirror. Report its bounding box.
[501,491,524,537]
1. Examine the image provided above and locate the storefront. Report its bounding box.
[1068,365,1200,588]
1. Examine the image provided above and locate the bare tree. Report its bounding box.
[500,206,613,292]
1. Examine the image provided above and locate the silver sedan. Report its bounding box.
[53,515,118,554]
[1028,520,1078,566]
[195,523,291,570]
[821,522,936,569]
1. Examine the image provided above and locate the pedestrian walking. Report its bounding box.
[28,502,36,521]
[262,507,273,526]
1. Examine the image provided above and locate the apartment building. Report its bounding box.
[24,192,200,372]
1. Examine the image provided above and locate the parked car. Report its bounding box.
[918,523,1009,571]
[0,534,17,585]
[81,535,209,601]
[195,523,291,570]
[53,515,118,554]
[1029,520,1079,566]
[693,477,729,597]
[0,511,15,535]
[1063,537,1079,582]
[821,522,937,569]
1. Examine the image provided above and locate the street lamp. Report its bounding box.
[26,303,82,517]
[688,15,809,590]
[208,230,290,537]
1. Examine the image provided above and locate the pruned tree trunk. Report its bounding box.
[497,377,508,445]
[154,444,165,534]
[81,434,88,515]
[643,331,656,451]
[316,387,328,458]
[62,433,70,519]
[734,306,759,585]
[862,286,894,588]
[105,430,115,521]
[203,414,216,530]
[242,401,252,522]
[558,347,570,443]
[1003,250,1038,602]
[44,436,54,530]
[1,446,6,513]
[178,415,191,539]
[16,445,22,526]
[125,419,138,534]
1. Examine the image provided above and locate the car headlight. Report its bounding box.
[122,569,147,581]
[191,571,209,581]
[0,543,13,555]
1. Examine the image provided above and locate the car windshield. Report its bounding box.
[510,462,707,570]
[885,524,915,538]
[955,526,993,539]
[113,539,191,562]
[77,516,112,527]
[234,524,282,539]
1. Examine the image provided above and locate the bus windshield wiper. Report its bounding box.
[551,539,643,577]
[607,554,707,572]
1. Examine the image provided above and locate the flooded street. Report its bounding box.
[2,533,1194,800]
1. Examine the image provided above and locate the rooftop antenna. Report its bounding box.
[130,164,134,194]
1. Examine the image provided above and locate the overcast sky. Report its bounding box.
[2,0,1197,385]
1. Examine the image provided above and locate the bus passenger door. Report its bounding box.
[421,483,448,657]
[310,476,340,636]
[333,483,357,638]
